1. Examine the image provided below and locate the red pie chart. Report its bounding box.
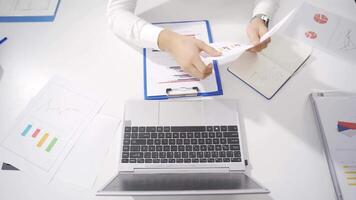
[314,13,328,24]
[305,31,317,39]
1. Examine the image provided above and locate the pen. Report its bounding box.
[0,37,7,45]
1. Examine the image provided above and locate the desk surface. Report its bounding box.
[1,0,356,200]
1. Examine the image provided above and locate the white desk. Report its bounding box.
[1,0,355,200]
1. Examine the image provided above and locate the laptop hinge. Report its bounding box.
[132,167,230,174]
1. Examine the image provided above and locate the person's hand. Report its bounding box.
[246,18,271,52]
[158,29,221,79]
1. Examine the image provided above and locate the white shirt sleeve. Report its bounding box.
[107,0,279,49]
[107,0,163,49]
[253,0,280,18]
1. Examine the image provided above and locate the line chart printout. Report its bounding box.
[284,3,356,63]
[0,77,105,182]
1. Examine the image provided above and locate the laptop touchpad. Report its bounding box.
[159,101,203,125]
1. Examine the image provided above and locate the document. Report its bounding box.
[0,0,60,22]
[284,3,356,63]
[144,20,222,99]
[311,92,356,200]
[0,77,105,183]
[202,9,296,65]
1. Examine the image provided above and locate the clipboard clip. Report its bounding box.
[166,87,200,98]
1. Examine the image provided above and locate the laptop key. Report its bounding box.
[169,139,175,145]
[182,152,188,158]
[215,158,222,162]
[200,145,207,151]
[153,159,160,163]
[146,127,156,132]
[180,132,187,138]
[197,152,204,158]
[223,158,230,162]
[208,158,215,162]
[230,144,240,150]
[159,152,166,158]
[176,159,183,163]
[216,132,222,137]
[162,139,168,145]
[145,159,152,163]
[187,132,193,138]
[154,139,161,145]
[129,159,136,163]
[174,152,181,158]
[124,133,130,138]
[132,132,138,138]
[224,132,239,138]
[122,159,129,163]
[189,152,196,158]
[191,139,197,144]
[231,158,241,162]
[163,145,170,151]
[234,151,241,157]
[208,145,215,151]
[141,145,148,151]
[171,145,178,151]
[137,159,144,163]
[204,152,211,158]
[151,132,158,138]
[212,152,218,157]
[125,127,131,132]
[202,132,208,138]
[221,126,227,131]
[139,133,150,138]
[222,145,229,150]
[228,126,238,131]
[198,139,205,144]
[192,158,199,163]
[123,139,130,145]
[186,145,192,151]
[161,159,168,163]
[213,139,219,144]
[194,132,201,138]
[176,139,183,145]
[215,145,222,151]
[193,145,199,151]
[219,151,226,157]
[158,133,165,138]
[184,139,190,144]
[166,132,172,138]
[149,146,155,151]
[123,146,129,151]
[220,138,227,144]
[132,127,138,132]
[173,132,179,138]
[207,126,213,131]
[131,139,146,145]
[156,145,163,151]
[147,139,154,145]
[130,152,143,158]
[178,145,185,151]
[168,159,175,163]
[144,152,151,158]
[200,158,207,163]
[163,127,170,132]
[122,152,129,158]
[227,138,239,144]
[209,132,215,138]
[152,152,158,158]
[157,127,163,132]
[184,159,191,163]
[130,146,140,151]
[139,127,145,132]
[227,151,233,157]
[167,152,173,158]
[214,126,220,131]
[206,139,212,144]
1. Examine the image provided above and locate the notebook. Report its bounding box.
[227,35,312,99]
[310,92,356,200]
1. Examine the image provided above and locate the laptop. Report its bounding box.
[97,99,269,195]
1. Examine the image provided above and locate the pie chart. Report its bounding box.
[314,13,328,24]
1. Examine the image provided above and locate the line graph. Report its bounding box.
[339,29,356,52]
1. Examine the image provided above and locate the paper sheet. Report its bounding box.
[54,114,120,189]
[0,77,105,183]
[312,92,356,200]
[202,9,296,65]
[0,0,59,17]
[145,21,221,98]
[284,3,356,63]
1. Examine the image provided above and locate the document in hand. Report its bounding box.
[0,0,60,22]
[228,35,312,99]
[202,9,296,65]
[310,92,356,200]
[144,20,223,100]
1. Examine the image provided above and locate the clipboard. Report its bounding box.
[143,20,223,100]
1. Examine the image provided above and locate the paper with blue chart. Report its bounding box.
[0,77,105,182]
[0,0,60,22]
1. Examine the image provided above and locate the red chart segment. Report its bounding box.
[338,121,356,132]
[305,31,317,39]
[314,13,328,24]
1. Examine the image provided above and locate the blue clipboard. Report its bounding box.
[0,0,61,23]
[143,20,223,100]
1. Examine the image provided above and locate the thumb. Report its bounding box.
[197,41,221,57]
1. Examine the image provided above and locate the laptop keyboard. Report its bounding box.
[121,126,242,164]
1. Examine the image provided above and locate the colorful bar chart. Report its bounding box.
[337,121,356,137]
[343,165,356,186]
[21,124,58,153]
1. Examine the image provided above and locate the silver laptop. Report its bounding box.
[97,99,269,195]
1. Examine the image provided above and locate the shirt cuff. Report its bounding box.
[139,23,164,49]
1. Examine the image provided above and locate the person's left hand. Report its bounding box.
[246,18,271,52]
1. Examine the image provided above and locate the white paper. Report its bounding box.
[146,21,221,97]
[313,93,356,200]
[0,0,59,17]
[202,9,296,65]
[54,114,120,189]
[284,3,356,63]
[0,77,105,183]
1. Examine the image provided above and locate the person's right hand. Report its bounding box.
[158,29,221,79]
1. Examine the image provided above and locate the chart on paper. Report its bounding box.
[2,79,100,171]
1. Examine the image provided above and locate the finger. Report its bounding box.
[184,65,204,79]
[193,56,212,74]
[197,40,221,56]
